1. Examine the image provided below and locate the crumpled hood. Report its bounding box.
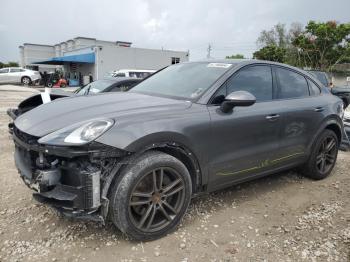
[14,92,191,137]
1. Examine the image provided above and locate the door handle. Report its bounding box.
[266,114,280,121]
[314,107,324,112]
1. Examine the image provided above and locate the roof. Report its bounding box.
[100,77,142,83]
[115,69,156,73]
[189,59,310,74]
[74,37,96,41]
[34,52,95,65]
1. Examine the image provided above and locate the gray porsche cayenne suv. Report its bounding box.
[10,60,344,240]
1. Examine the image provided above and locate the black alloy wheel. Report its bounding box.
[128,167,186,232]
[316,135,337,175]
[109,151,192,241]
[302,129,339,180]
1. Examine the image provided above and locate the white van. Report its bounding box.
[112,69,156,79]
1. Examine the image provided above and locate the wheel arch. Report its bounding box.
[124,132,204,194]
[307,116,343,154]
[142,142,203,194]
[100,134,205,220]
[325,122,342,143]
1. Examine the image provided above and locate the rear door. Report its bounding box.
[0,68,10,83]
[207,64,283,190]
[273,66,326,164]
[9,68,22,83]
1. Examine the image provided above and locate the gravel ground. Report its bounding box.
[0,85,349,262]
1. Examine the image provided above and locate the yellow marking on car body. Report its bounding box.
[217,152,305,176]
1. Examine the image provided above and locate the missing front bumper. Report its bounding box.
[11,126,128,221]
[14,142,102,217]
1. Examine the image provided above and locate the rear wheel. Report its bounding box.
[109,151,192,241]
[21,76,31,85]
[302,129,339,180]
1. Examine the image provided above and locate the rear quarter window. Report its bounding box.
[307,79,321,96]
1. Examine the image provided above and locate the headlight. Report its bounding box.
[38,119,114,146]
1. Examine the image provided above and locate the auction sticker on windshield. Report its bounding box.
[207,63,232,68]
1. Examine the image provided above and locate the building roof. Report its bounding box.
[23,43,54,47]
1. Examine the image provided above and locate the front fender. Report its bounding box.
[125,131,194,152]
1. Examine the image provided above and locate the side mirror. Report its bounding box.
[220,91,256,113]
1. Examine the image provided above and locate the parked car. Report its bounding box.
[307,70,350,109]
[112,69,155,78]
[10,60,344,241]
[343,107,350,141]
[7,77,141,120]
[0,67,41,85]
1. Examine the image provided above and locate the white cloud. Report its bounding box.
[0,0,349,62]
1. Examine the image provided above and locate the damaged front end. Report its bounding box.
[12,125,128,223]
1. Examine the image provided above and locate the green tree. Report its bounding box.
[7,61,19,67]
[257,23,290,48]
[255,22,303,65]
[225,54,244,59]
[292,21,350,71]
[253,45,286,63]
[0,61,19,68]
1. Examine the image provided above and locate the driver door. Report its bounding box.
[207,65,282,190]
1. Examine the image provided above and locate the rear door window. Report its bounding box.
[10,68,21,73]
[0,68,9,74]
[276,67,309,99]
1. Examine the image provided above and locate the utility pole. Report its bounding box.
[207,44,212,59]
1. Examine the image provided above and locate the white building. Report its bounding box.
[19,37,189,84]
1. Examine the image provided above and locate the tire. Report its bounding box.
[60,84,66,88]
[342,99,348,110]
[21,76,31,86]
[47,83,53,88]
[109,151,192,241]
[301,129,339,180]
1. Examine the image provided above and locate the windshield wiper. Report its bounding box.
[85,85,91,95]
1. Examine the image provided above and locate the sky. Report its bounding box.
[0,0,349,62]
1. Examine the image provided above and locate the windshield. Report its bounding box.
[76,80,114,95]
[130,62,233,99]
[309,71,329,87]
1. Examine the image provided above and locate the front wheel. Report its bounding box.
[301,129,339,180]
[109,151,192,241]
